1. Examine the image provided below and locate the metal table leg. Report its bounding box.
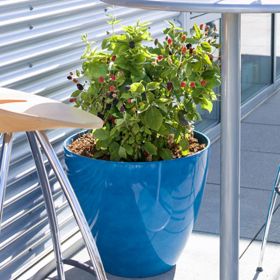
[257,167,280,271]
[220,13,241,280]
[0,133,13,232]
[35,130,107,280]
[26,132,65,280]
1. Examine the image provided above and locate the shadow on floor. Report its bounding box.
[47,262,176,280]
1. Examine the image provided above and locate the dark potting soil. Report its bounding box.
[68,133,206,161]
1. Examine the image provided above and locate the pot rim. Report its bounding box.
[64,129,210,165]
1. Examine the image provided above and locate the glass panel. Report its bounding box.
[276,14,280,78]
[197,18,221,131]
[241,14,272,103]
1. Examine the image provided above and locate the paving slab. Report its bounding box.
[240,238,280,280]
[244,92,280,126]
[48,233,280,280]
[194,183,280,243]
[207,142,280,191]
[241,123,280,154]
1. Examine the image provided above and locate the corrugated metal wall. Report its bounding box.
[0,1,180,279]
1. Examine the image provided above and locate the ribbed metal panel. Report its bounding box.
[0,1,180,279]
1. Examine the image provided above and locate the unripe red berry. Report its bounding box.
[127,98,133,104]
[200,80,207,87]
[181,34,187,41]
[109,85,116,92]
[108,115,116,124]
[110,74,116,81]
[181,46,187,55]
[180,81,187,88]
[69,97,77,103]
[190,82,196,88]
[199,23,204,30]
[167,38,173,45]
[111,55,116,62]
[98,76,105,83]
[157,55,164,61]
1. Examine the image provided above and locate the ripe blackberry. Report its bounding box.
[125,85,131,91]
[129,41,135,48]
[113,98,118,106]
[77,83,84,91]
[167,81,173,91]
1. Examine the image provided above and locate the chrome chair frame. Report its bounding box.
[257,166,280,272]
[0,131,107,280]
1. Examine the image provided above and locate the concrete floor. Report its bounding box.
[49,91,280,280]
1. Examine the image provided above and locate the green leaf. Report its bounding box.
[92,150,105,159]
[144,127,151,135]
[128,137,135,144]
[201,42,212,52]
[124,144,134,155]
[147,82,160,91]
[159,148,173,160]
[144,142,157,155]
[96,139,109,149]
[193,23,202,39]
[101,38,110,50]
[201,98,213,112]
[71,90,81,97]
[146,92,154,103]
[93,128,110,140]
[202,69,216,79]
[115,119,125,126]
[203,54,212,66]
[181,149,190,156]
[132,124,140,134]
[143,106,163,131]
[178,110,189,126]
[179,138,188,150]
[184,63,192,76]
[84,62,107,79]
[134,53,146,64]
[130,82,145,94]
[185,38,198,44]
[157,103,168,113]
[121,92,132,99]
[118,146,127,159]
[110,143,120,160]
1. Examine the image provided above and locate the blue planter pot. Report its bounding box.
[64,131,210,278]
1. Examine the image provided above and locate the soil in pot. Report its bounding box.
[68,132,206,160]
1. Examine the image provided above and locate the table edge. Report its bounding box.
[101,0,280,13]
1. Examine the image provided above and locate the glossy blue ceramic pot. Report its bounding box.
[64,130,210,277]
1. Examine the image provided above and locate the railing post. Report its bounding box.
[220,13,241,280]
